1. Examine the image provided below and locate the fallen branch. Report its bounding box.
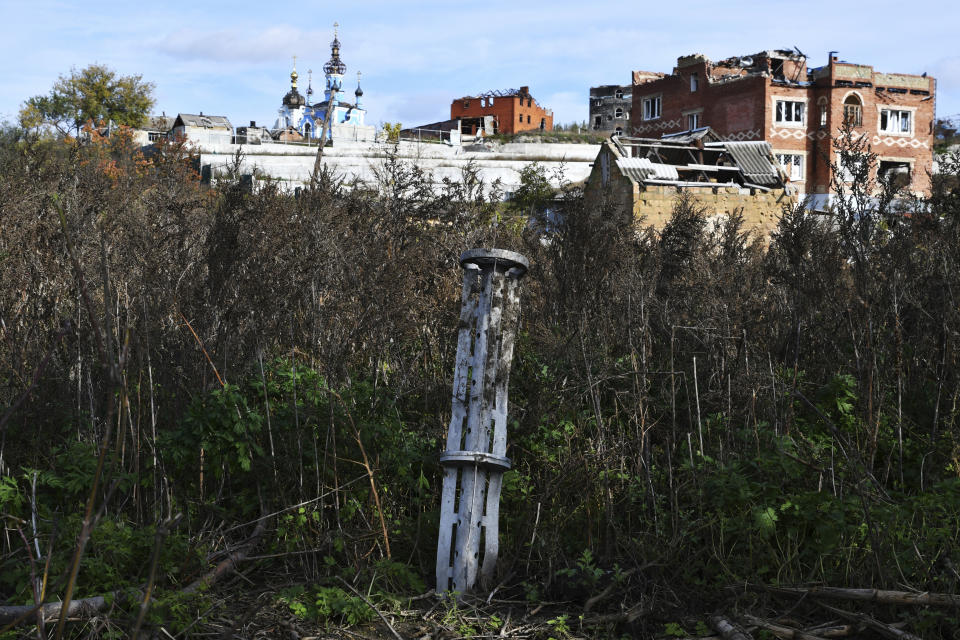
[581,600,650,625]
[181,511,267,594]
[743,615,828,640]
[0,596,108,626]
[816,602,921,640]
[767,585,960,608]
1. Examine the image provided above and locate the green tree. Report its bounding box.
[19,64,155,135]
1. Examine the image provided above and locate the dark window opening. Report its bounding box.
[594,115,602,129]
[880,160,911,188]
[527,115,531,124]
[772,59,785,79]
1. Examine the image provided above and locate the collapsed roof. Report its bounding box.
[610,127,787,190]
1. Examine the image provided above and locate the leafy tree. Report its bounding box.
[19,64,155,135]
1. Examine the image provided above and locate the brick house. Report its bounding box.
[627,51,935,209]
[450,86,554,136]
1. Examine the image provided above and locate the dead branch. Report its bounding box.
[767,585,960,608]
[0,596,108,626]
[815,602,921,640]
[181,511,267,594]
[743,615,828,640]
[581,601,650,626]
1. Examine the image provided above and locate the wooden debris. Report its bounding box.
[816,602,921,640]
[744,614,828,640]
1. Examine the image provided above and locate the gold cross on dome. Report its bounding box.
[292,55,297,70]
[333,21,339,36]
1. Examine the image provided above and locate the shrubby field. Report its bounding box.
[2,126,960,638]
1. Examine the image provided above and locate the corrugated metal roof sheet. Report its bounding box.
[660,127,722,145]
[718,141,780,185]
[617,157,679,181]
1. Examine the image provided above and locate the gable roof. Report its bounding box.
[174,113,233,130]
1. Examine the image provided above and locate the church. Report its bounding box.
[273,24,369,141]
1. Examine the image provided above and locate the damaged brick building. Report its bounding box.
[589,84,632,134]
[627,50,936,209]
[450,86,554,135]
[585,127,796,236]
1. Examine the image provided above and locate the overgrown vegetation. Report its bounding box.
[2,122,960,638]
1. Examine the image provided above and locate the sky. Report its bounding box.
[1,0,958,131]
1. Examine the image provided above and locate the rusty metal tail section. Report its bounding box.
[436,249,529,595]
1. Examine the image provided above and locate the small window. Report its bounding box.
[690,73,699,92]
[775,99,805,125]
[540,118,546,130]
[642,95,662,120]
[687,113,700,130]
[527,115,531,124]
[614,126,623,135]
[527,98,532,107]
[519,114,524,123]
[615,107,624,119]
[464,100,470,108]
[776,153,805,181]
[880,109,912,135]
[843,95,863,127]
[818,97,828,127]
[615,89,623,99]
[593,115,602,129]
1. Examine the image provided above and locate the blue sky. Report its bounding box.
[1,0,958,130]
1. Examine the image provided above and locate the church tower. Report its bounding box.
[323,22,347,106]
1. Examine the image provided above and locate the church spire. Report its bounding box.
[291,55,299,89]
[323,22,346,76]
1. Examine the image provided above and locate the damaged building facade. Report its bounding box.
[627,50,936,209]
[589,84,632,134]
[450,87,554,135]
[585,127,796,236]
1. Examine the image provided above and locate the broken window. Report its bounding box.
[464,100,470,108]
[775,100,805,125]
[615,107,624,119]
[775,153,804,181]
[615,126,623,135]
[879,109,912,135]
[690,73,699,92]
[843,94,863,127]
[527,115,531,124]
[615,89,623,99]
[879,160,911,188]
[642,95,662,120]
[594,115,602,129]
[687,113,700,130]
[519,114,524,123]
[818,97,828,127]
[527,98,532,107]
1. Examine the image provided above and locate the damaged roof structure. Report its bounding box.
[627,49,936,211]
[585,126,795,236]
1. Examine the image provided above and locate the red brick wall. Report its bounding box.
[628,56,936,196]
